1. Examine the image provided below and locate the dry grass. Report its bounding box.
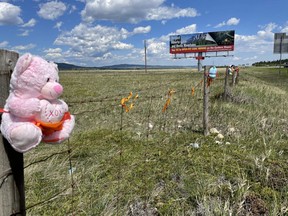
[24,67,288,215]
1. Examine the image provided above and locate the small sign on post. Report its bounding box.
[0,49,26,216]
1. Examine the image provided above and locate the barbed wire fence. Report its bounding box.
[1,66,241,215]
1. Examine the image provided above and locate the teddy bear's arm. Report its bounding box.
[7,97,41,118]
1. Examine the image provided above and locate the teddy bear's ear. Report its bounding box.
[51,62,58,70]
[14,53,33,75]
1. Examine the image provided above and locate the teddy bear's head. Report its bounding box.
[10,53,63,100]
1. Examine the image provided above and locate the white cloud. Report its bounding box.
[227,17,240,26]
[44,48,63,59]
[44,48,62,53]
[215,21,225,28]
[22,18,36,27]
[147,39,167,55]
[102,52,113,60]
[215,17,240,28]
[235,32,273,59]
[37,1,67,20]
[133,26,151,34]
[281,26,288,33]
[257,23,277,39]
[54,21,63,31]
[81,0,163,23]
[19,29,32,36]
[175,24,197,35]
[236,34,257,42]
[281,22,288,33]
[54,23,134,57]
[69,5,77,14]
[81,0,198,23]
[0,41,9,48]
[147,6,198,20]
[52,22,158,65]
[161,20,167,25]
[0,2,23,25]
[139,24,198,64]
[12,43,36,51]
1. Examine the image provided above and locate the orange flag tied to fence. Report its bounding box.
[121,92,138,113]
[162,89,175,113]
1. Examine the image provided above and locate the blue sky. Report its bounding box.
[1,0,288,67]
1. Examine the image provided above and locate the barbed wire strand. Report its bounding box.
[25,187,70,212]
[67,74,192,106]
[13,75,231,214]
[24,150,69,169]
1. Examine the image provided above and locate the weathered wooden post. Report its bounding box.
[235,68,240,85]
[0,50,26,216]
[224,66,229,100]
[231,70,236,86]
[231,66,240,86]
[203,66,209,136]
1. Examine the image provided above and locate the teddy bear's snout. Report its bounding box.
[41,82,63,99]
[54,85,63,95]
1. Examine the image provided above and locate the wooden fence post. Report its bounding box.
[203,66,209,136]
[232,69,237,86]
[235,69,239,85]
[0,50,26,216]
[224,66,229,100]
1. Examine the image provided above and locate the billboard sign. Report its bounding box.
[273,33,288,54]
[170,30,235,54]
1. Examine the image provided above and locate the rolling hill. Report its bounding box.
[56,62,195,70]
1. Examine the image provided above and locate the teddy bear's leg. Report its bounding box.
[42,115,75,144]
[9,123,42,153]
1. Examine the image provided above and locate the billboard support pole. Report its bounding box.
[197,52,202,72]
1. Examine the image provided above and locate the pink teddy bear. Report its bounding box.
[0,53,75,153]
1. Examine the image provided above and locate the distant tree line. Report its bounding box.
[252,58,288,67]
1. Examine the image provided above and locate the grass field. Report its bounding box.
[24,67,288,215]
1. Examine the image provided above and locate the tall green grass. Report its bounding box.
[24,68,288,215]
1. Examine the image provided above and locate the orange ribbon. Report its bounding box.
[34,112,71,136]
[121,92,138,113]
[162,89,175,113]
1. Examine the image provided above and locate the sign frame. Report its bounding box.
[170,30,235,54]
[273,33,288,54]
